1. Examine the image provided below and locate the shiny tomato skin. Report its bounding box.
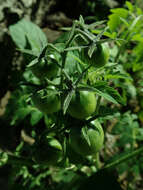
[68,90,96,120]
[69,120,104,156]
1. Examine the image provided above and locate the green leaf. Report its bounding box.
[78,85,118,104]
[98,106,119,117]
[88,20,106,30]
[108,8,128,31]
[129,15,143,31]
[78,82,125,105]
[105,72,132,80]
[30,110,43,126]
[65,51,83,75]
[16,48,38,57]
[104,147,143,170]
[79,15,85,26]
[9,19,47,55]
[111,8,129,17]
[132,34,143,42]
[64,46,88,51]
[82,126,91,146]
[63,89,75,115]
[98,85,126,105]
[88,44,96,58]
[10,106,33,126]
[94,88,119,104]
[126,1,134,12]
[27,58,38,68]
[119,17,129,27]
[66,20,76,46]
[108,14,120,31]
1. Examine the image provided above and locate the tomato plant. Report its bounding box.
[31,86,61,114]
[67,90,97,119]
[69,120,104,156]
[5,6,143,189]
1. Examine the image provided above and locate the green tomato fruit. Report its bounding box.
[81,43,109,68]
[33,136,63,165]
[31,86,61,114]
[30,56,59,80]
[68,90,96,119]
[69,120,104,156]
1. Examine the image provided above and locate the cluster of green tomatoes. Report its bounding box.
[28,41,110,165]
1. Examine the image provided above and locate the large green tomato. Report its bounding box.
[33,136,63,165]
[69,120,104,156]
[81,43,109,68]
[68,90,96,119]
[31,86,61,114]
[30,56,59,80]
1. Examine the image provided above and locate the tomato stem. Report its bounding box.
[74,64,92,86]
[95,152,101,169]
[104,146,143,170]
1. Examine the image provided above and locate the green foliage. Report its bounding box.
[9,19,47,55]
[1,1,143,189]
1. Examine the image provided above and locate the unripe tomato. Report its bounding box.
[81,43,109,68]
[30,56,59,80]
[69,120,104,156]
[31,86,61,114]
[68,90,96,119]
[33,136,63,165]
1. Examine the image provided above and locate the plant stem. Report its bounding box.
[74,64,92,86]
[115,28,131,62]
[60,21,77,87]
[104,146,143,170]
